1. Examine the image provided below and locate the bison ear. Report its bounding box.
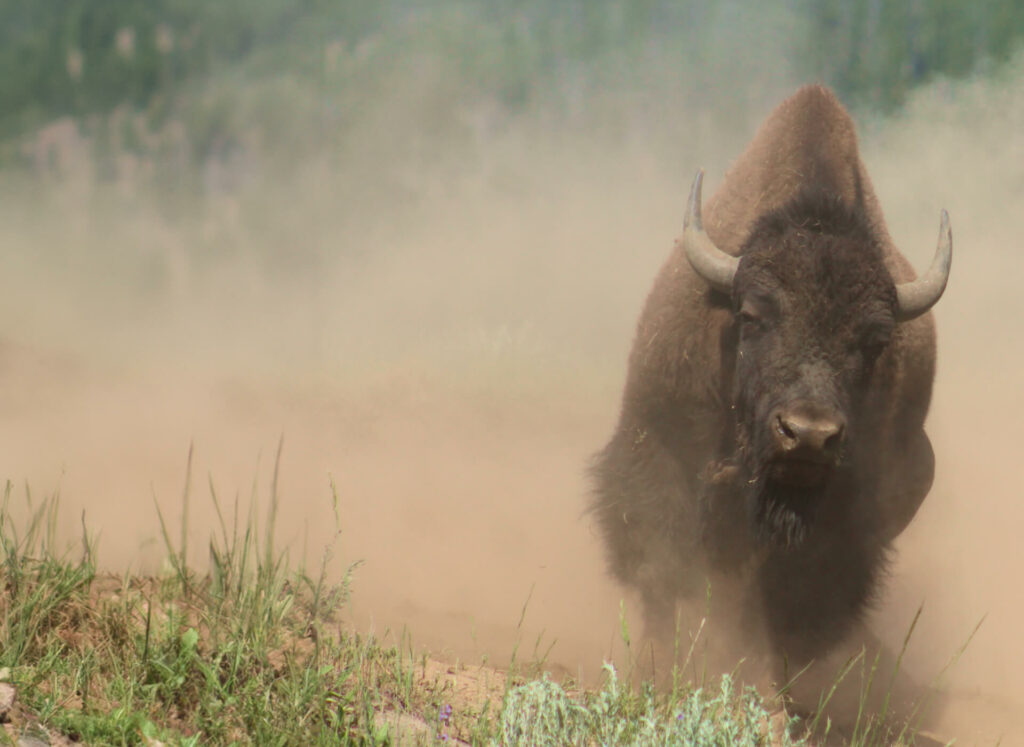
[895,210,952,322]
[682,170,739,294]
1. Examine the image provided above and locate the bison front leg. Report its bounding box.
[629,530,706,643]
[780,618,942,738]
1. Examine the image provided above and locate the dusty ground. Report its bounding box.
[1,68,1023,744]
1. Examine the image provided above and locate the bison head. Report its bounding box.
[683,171,951,546]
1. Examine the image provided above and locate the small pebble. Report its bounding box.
[0,682,16,722]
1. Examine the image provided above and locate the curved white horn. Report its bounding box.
[896,209,952,321]
[682,169,738,293]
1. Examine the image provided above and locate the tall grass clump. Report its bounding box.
[0,450,419,745]
[0,481,96,667]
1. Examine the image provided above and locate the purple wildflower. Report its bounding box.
[438,703,453,741]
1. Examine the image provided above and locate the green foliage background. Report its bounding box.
[3,0,1022,141]
[4,0,1022,183]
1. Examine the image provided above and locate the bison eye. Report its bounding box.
[858,330,891,364]
[860,343,882,363]
[737,310,765,336]
[863,340,889,362]
[736,297,774,339]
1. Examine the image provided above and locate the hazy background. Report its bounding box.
[0,1,1022,742]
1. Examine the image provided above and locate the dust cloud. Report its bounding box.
[860,66,1024,742]
[0,33,1022,743]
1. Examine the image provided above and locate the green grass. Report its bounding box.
[0,463,412,745]
[0,454,953,746]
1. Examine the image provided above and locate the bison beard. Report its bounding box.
[748,454,823,548]
[589,85,950,694]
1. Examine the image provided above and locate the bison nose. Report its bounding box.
[772,406,846,457]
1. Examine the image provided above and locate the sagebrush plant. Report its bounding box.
[497,663,804,747]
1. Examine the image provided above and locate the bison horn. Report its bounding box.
[895,209,952,321]
[683,169,739,293]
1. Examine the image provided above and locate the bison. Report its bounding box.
[590,86,951,678]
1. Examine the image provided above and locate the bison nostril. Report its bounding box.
[824,424,845,452]
[776,416,797,442]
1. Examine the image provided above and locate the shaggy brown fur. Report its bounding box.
[590,86,939,675]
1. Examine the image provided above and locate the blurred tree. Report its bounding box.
[0,0,1022,165]
[797,0,1024,109]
